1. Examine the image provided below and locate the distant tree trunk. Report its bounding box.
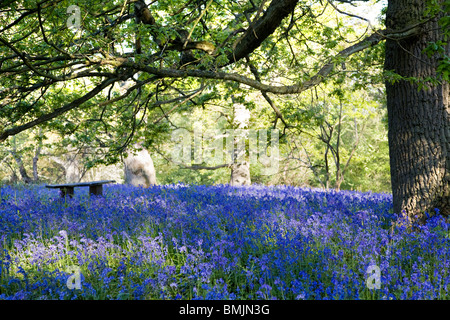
[9,167,18,183]
[11,171,18,183]
[319,122,333,190]
[229,132,251,186]
[32,154,39,181]
[5,160,19,183]
[32,128,43,182]
[385,0,450,221]
[51,153,82,183]
[123,143,157,188]
[229,100,251,186]
[230,161,251,186]
[10,151,32,183]
[2,161,18,183]
[9,136,32,184]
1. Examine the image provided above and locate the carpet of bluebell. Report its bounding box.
[0,183,449,300]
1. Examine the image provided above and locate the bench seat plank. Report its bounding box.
[45,180,116,188]
[45,180,115,198]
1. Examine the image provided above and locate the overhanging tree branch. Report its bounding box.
[0,25,421,142]
[0,78,117,142]
[100,26,420,95]
[0,0,423,142]
[133,0,301,65]
[225,0,299,65]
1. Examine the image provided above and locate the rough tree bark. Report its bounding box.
[385,0,450,222]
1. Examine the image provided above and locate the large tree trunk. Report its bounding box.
[385,0,450,222]
[123,143,157,188]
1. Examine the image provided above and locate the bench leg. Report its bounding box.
[61,187,74,198]
[89,185,103,196]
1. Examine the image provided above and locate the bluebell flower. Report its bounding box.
[0,183,446,300]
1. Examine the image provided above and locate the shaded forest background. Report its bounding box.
[0,0,391,193]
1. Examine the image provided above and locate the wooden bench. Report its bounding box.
[45,180,116,198]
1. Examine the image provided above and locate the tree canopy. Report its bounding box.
[0,0,391,143]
